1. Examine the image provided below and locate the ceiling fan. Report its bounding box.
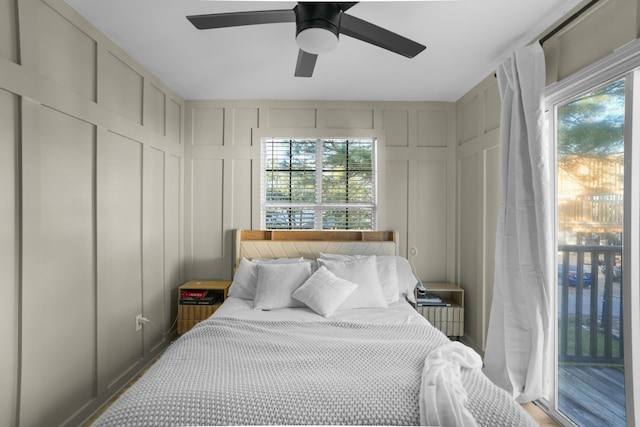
[186,2,426,78]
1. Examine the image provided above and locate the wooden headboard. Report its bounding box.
[234,229,397,270]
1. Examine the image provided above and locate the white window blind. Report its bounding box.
[261,138,376,230]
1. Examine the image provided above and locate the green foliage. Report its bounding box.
[264,139,375,230]
[562,316,621,358]
[558,79,625,156]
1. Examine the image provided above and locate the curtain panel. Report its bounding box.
[483,43,553,403]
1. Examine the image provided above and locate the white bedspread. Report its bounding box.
[93,304,536,427]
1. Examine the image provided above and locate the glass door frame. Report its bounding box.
[544,38,640,426]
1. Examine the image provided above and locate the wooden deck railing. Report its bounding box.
[558,244,623,364]
[558,194,623,226]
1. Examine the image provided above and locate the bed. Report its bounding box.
[93,230,536,426]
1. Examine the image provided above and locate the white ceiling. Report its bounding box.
[64,0,583,102]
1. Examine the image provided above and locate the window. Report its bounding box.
[546,40,640,426]
[554,78,626,426]
[261,138,376,230]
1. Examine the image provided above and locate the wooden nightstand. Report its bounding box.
[415,282,464,338]
[177,280,231,334]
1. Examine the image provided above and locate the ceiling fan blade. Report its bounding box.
[294,49,318,78]
[187,9,296,30]
[339,13,425,58]
[337,2,359,12]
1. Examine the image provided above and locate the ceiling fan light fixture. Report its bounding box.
[294,2,341,55]
[296,27,339,54]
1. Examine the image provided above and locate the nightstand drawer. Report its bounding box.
[416,305,464,337]
[177,303,223,333]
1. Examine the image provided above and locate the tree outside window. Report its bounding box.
[262,138,376,230]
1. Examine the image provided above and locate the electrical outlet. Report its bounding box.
[135,314,143,332]
[409,247,419,256]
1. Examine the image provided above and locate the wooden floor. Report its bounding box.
[522,402,560,426]
[558,365,626,426]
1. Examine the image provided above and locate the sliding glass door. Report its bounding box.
[547,41,640,426]
[555,78,626,426]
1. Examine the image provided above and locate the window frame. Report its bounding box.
[544,38,640,426]
[252,129,383,231]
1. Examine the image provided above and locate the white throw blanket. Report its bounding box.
[420,342,483,426]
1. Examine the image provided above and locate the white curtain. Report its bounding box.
[483,43,553,403]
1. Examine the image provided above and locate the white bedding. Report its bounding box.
[214,295,428,325]
[93,297,536,426]
[93,249,535,426]
[212,298,534,427]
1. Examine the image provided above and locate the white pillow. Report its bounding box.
[228,257,258,300]
[319,253,399,303]
[292,266,358,317]
[391,256,419,303]
[254,262,312,310]
[318,253,364,261]
[318,256,387,310]
[370,256,398,303]
[229,257,308,300]
[252,257,304,264]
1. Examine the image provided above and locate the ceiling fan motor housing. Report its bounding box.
[295,3,342,53]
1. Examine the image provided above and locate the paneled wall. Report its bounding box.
[183,100,457,287]
[0,0,184,426]
[455,75,502,353]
